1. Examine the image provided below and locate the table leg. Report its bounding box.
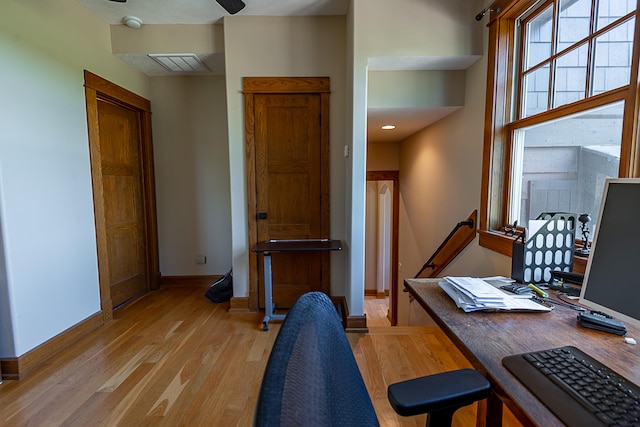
[263,252,273,330]
[262,252,286,330]
[476,391,503,427]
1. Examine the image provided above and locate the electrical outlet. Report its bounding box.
[195,255,206,264]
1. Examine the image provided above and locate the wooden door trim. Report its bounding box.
[243,77,330,94]
[84,70,160,322]
[244,77,330,311]
[366,171,400,326]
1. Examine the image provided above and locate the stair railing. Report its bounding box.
[414,210,478,278]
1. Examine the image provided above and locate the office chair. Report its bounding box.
[254,292,490,427]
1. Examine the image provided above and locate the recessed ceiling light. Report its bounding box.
[381,125,396,130]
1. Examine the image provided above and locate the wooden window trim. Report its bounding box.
[479,1,640,263]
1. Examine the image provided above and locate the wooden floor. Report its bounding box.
[0,287,521,426]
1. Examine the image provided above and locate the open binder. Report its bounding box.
[511,212,577,284]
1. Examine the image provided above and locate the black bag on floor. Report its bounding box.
[205,270,233,303]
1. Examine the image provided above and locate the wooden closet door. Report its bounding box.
[244,77,331,312]
[254,93,325,308]
[97,100,148,308]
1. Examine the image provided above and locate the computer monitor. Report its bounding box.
[579,178,640,329]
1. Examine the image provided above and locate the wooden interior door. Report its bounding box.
[97,100,148,308]
[255,93,323,308]
[244,77,331,311]
[84,71,160,320]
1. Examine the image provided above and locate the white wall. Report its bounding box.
[366,142,399,294]
[394,7,512,325]
[0,0,513,356]
[397,55,511,279]
[368,71,467,109]
[150,76,232,276]
[367,141,400,171]
[223,16,348,299]
[349,0,484,316]
[0,0,150,357]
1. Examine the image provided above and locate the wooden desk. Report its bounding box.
[252,239,342,330]
[404,278,640,427]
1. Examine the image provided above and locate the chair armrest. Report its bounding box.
[387,368,490,417]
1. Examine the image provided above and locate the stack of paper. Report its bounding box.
[439,277,551,313]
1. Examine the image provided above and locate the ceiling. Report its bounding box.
[77,0,476,143]
[76,0,349,24]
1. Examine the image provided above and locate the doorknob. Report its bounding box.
[258,212,268,220]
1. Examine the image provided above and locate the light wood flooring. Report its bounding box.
[0,287,520,426]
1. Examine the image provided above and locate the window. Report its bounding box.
[520,0,636,118]
[480,0,639,261]
[510,101,623,228]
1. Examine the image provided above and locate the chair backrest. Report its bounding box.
[254,292,379,427]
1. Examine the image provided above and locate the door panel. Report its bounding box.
[255,93,325,308]
[98,100,148,308]
[84,71,159,319]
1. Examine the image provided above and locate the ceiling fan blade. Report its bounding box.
[108,0,127,2]
[215,0,246,14]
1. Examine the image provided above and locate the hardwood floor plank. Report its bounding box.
[0,289,522,427]
[350,333,388,400]
[358,298,509,427]
[98,345,154,392]
[153,363,215,426]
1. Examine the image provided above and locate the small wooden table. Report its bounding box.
[252,239,342,330]
[404,278,640,427]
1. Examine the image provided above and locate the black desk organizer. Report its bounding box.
[511,212,578,284]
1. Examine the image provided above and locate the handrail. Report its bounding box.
[414,210,478,278]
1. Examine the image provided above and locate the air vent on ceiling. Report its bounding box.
[148,54,210,73]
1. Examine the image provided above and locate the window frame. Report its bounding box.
[479,0,640,272]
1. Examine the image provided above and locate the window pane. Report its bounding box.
[557,0,592,53]
[525,5,554,69]
[591,17,635,95]
[511,102,623,235]
[522,65,550,117]
[596,0,637,30]
[553,43,588,108]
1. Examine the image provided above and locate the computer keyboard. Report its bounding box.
[503,346,640,426]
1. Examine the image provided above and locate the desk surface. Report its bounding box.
[404,278,640,427]
[252,239,342,253]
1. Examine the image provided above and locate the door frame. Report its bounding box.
[84,70,160,321]
[244,77,331,311]
[366,171,399,326]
